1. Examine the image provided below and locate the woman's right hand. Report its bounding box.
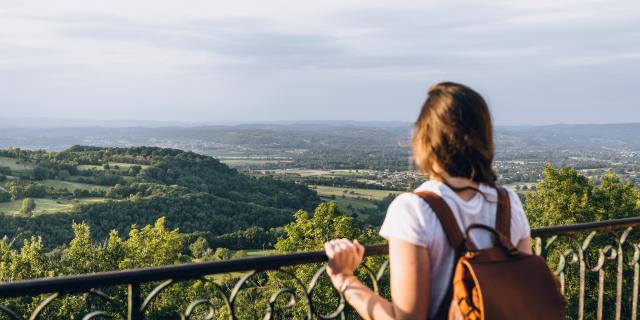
[323,238,365,291]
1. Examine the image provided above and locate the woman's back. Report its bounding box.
[380,180,531,318]
[323,82,534,320]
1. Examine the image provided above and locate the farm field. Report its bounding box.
[310,185,400,201]
[320,196,378,212]
[311,184,401,216]
[39,179,110,191]
[241,249,278,257]
[261,169,371,178]
[0,197,109,216]
[220,159,293,167]
[0,156,35,171]
[77,162,149,171]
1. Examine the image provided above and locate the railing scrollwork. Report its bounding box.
[1,217,640,319]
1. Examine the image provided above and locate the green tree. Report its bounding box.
[119,217,185,269]
[524,164,640,318]
[213,247,231,261]
[96,230,126,271]
[20,198,36,214]
[591,172,640,220]
[128,165,142,176]
[0,189,11,203]
[524,163,595,228]
[189,236,210,259]
[271,202,385,319]
[275,202,360,253]
[63,223,96,274]
[0,166,11,176]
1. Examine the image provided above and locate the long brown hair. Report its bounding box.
[412,82,497,187]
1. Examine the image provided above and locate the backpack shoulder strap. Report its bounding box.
[495,186,511,238]
[413,191,465,251]
[413,191,466,320]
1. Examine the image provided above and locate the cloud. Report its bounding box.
[0,0,639,124]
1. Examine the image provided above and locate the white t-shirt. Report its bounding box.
[379,180,531,318]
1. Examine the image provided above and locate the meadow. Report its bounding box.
[77,162,149,171]
[0,156,35,171]
[39,179,110,191]
[0,197,109,216]
[310,185,400,201]
[310,184,401,217]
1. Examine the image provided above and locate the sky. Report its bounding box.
[0,0,639,125]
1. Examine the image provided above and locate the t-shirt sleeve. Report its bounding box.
[379,193,430,248]
[507,188,531,243]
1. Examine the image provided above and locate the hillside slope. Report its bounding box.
[0,146,320,247]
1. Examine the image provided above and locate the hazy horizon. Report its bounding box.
[1,0,639,125]
[1,116,640,129]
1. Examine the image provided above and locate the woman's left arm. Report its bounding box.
[324,238,431,320]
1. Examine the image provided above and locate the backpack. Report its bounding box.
[414,186,566,320]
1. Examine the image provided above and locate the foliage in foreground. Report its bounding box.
[0,202,384,319]
[524,164,640,319]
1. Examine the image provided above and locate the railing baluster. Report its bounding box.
[590,245,616,320]
[634,257,640,320]
[128,282,143,320]
[616,243,624,320]
[597,268,605,320]
[578,237,589,320]
[29,293,59,320]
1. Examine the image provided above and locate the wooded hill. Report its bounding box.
[0,146,319,248]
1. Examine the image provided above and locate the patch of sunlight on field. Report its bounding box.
[310,185,400,201]
[306,169,367,177]
[221,159,293,165]
[259,169,371,177]
[0,156,35,171]
[243,249,277,257]
[77,162,149,171]
[0,197,109,216]
[40,179,110,191]
[320,196,377,212]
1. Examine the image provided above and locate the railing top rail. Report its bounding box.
[531,216,640,237]
[0,245,390,298]
[0,216,639,298]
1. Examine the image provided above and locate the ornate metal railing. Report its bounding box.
[1,217,640,319]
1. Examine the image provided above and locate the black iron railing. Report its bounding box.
[1,217,640,319]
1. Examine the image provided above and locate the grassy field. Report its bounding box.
[0,156,35,172]
[310,185,400,201]
[221,159,293,166]
[263,169,371,178]
[244,249,278,256]
[77,162,149,171]
[320,196,378,211]
[40,179,110,191]
[312,185,401,215]
[0,197,109,216]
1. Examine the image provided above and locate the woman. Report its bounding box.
[324,82,533,320]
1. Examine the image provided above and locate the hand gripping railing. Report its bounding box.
[0,217,639,319]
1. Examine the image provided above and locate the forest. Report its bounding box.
[0,146,319,249]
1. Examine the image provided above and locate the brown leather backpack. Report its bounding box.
[414,187,566,320]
